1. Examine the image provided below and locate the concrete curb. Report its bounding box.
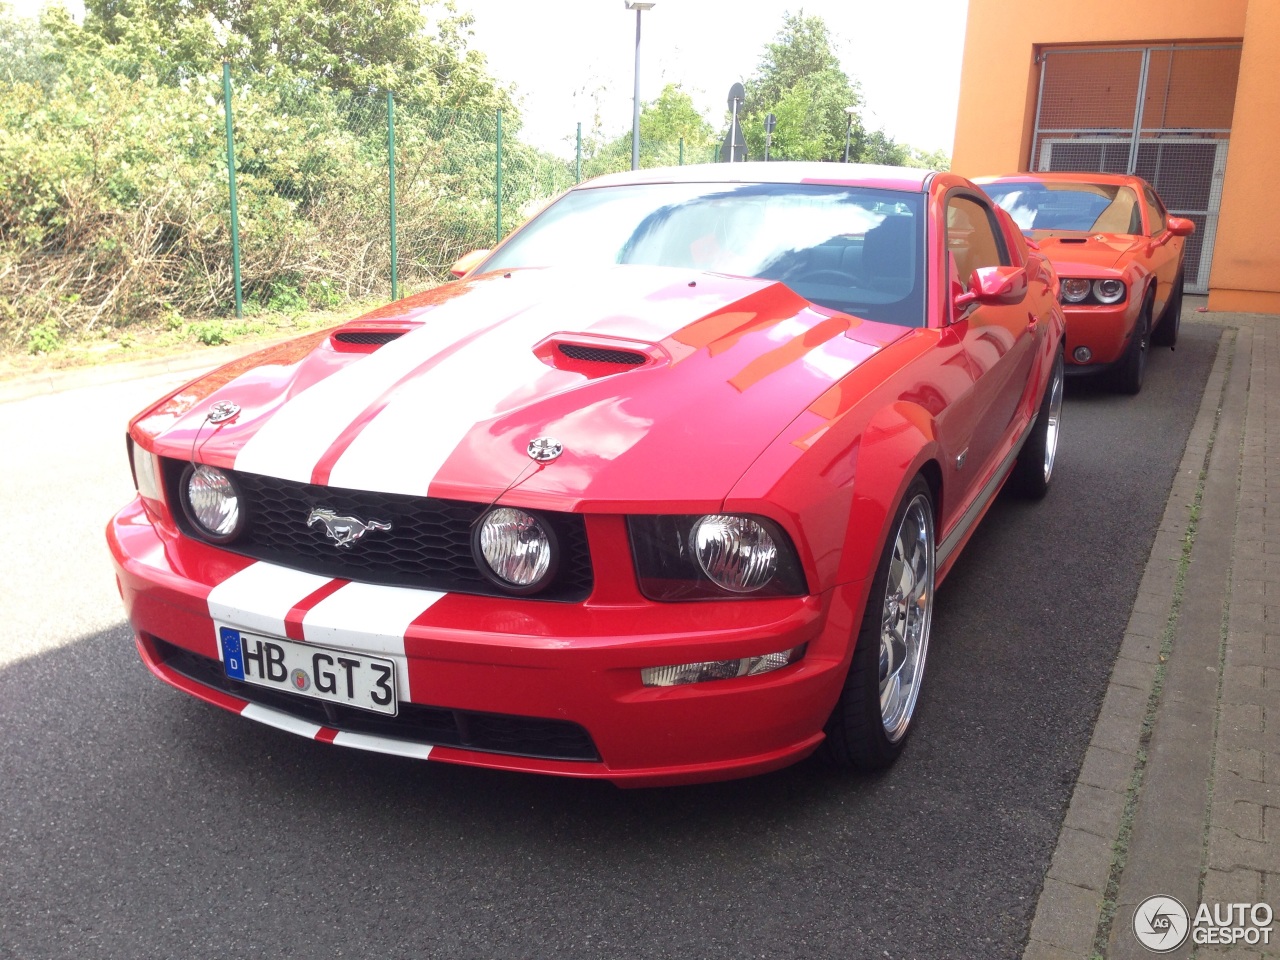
[1023,308,1271,960]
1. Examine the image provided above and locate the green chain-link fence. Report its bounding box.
[0,46,720,347]
[218,66,719,317]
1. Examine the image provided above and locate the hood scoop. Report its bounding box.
[534,333,667,378]
[330,321,421,352]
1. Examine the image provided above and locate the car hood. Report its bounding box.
[135,266,908,511]
[1029,231,1144,275]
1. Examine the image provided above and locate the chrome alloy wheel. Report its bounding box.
[878,492,935,742]
[1042,360,1065,484]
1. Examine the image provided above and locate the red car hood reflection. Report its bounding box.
[135,266,908,510]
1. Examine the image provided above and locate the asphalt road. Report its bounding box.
[0,325,1219,960]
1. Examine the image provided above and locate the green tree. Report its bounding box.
[77,0,513,114]
[583,83,716,175]
[739,12,865,163]
[640,83,715,146]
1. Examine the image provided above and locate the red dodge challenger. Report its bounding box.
[976,172,1193,395]
[108,163,1065,786]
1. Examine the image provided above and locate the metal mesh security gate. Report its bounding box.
[1031,44,1242,293]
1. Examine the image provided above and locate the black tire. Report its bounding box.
[824,476,935,771]
[1010,348,1064,499]
[1112,295,1152,395]
[1151,272,1184,348]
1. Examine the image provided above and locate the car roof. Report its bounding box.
[973,171,1148,189]
[580,162,934,194]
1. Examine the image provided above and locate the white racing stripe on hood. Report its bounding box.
[233,276,551,482]
[325,267,752,495]
[324,306,555,494]
[300,582,446,702]
[207,562,335,648]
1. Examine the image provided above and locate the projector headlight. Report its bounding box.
[1092,279,1126,304]
[181,464,243,543]
[1061,278,1091,303]
[473,507,558,594]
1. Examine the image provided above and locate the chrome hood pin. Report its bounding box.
[527,437,564,462]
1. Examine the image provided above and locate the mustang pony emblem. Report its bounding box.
[306,507,392,548]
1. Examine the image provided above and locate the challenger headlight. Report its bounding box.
[181,464,243,542]
[629,514,808,601]
[473,506,558,594]
[1061,278,1091,303]
[1092,279,1126,304]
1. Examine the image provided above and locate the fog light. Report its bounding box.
[182,464,243,542]
[473,506,557,594]
[1073,346,1093,363]
[641,644,806,687]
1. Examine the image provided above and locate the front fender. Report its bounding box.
[723,392,942,597]
[836,400,942,588]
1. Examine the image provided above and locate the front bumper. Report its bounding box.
[1062,302,1137,370]
[108,497,862,787]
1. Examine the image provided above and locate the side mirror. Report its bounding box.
[952,265,1028,314]
[1166,217,1195,237]
[450,249,491,278]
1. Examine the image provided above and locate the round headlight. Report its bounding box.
[473,507,557,593]
[1061,278,1091,303]
[182,464,242,542]
[692,515,779,594]
[1092,279,1125,304]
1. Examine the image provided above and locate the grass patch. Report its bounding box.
[0,294,399,382]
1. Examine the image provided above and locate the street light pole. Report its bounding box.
[843,105,857,163]
[626,1,655,171]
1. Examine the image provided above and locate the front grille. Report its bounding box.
[558,343,647,365]
[162,461,593,601]
[333,331,404,345]
[154,638,600,762]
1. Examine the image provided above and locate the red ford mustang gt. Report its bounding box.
[977,172,1193,395]
[108,163,1065,787]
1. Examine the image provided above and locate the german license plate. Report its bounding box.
[219,627,398,716]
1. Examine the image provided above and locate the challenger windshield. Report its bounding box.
[983,182,1143,235]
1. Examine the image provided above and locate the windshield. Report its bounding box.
[483,181,926,327]
[982,181,1143,235]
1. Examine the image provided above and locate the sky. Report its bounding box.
[7,0,970,158]
[455,0,970,158]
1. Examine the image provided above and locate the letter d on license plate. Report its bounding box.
[219,627,398,716]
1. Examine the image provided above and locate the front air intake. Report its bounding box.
[557,343,648,365]
[334,331,405,346]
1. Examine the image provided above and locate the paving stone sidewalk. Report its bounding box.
[1025,308,1279,960]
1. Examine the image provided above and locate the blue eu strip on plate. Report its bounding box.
[220,627,245,681]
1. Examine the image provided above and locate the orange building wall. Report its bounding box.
[1209,0,1280,314]
[952,0,1280,314]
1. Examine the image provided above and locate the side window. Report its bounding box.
[1143,186,1167,234]
[947,196,1008,291]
